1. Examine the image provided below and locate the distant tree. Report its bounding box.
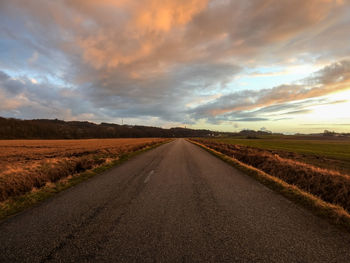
[323,130,336,136]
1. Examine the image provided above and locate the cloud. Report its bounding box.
[3,0,346,72]
[0,70,100,121]
[249,70,289,78]
[310,60,350,85]
[189,60,350,121]
[281,109,312,115]
[235,118,269,122]
[27,51,38,64]
[0,0,349,129]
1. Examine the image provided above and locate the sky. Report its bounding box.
[0,0,350,133]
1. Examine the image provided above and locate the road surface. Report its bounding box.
[1,139,350,262]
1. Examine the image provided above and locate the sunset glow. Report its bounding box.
[1,0,350,133]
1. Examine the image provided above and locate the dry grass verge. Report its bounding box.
[0,139,170,220]
[189,139,350,232]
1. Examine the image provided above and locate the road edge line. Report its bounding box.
[188,139,350,233]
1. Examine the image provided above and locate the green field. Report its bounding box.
[211,136,350,174]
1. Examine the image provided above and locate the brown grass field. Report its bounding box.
[0,138,167,202]
[192,138,350,214]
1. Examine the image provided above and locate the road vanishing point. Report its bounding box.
[1,139,350,262]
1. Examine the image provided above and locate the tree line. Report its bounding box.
[0,117,220,139]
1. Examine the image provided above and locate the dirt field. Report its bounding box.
[0,138,167,201]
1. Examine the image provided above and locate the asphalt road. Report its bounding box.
[1,138,350,262]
